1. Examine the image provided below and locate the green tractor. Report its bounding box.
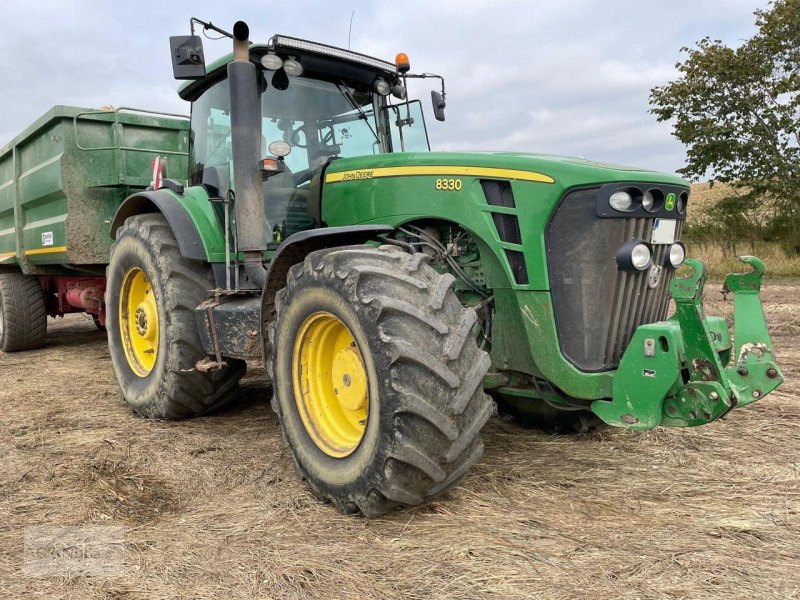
[100,19,782,516]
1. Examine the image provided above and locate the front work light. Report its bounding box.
[374,79,391,96]
[283,58,304,77]
[610,190,633,212]
[667,242,686,268]
[261,53,283,70]
[616,240,652,271]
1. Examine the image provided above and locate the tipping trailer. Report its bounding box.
[0,18,784,517]
[0,107,188,342]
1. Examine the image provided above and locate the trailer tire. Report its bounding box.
[268,245,494,517]
[106,214,245,419]
[0,272,47,352]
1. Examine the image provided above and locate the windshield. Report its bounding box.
[189,70,430,241]
[189,74,385,240]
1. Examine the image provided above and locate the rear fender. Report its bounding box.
[109,188,225,261]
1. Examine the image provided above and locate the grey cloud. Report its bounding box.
[0,0,767,174]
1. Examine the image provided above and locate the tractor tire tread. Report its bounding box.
[270,244,493,517]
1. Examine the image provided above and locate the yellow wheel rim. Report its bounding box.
[119,267,159,377]
[292,312,369,458]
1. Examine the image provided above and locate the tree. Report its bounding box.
[650,0,800,253]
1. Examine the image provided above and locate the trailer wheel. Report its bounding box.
[0,272,47,352]
[268,245,494,517]
[106,214,245,419]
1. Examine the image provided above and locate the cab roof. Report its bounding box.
[178,36,399,101]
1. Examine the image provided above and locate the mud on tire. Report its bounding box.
[106,214,245,419]
[268,245,495,517]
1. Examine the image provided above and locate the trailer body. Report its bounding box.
[0,106,188,322]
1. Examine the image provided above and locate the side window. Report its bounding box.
[385,101,431,153]
[206,108,232,169]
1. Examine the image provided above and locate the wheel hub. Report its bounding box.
[332,345,368,412]
[292,312,369,458]
[119,267,159,377]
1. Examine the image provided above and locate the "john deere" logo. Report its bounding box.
[665,193,676,211]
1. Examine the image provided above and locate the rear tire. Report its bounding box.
[106,214,245,419]
[269,245,494,517]
[0,272,47,352]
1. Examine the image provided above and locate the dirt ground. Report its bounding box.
[0,283,798,600]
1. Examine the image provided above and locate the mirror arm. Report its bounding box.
[405,72,446,104]
[189,17,233,39]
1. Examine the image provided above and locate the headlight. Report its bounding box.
[668,242,686,268]
[610,191,633,212]
[677,192,688,214]
[641,190,654,212]
[616,240,652,271]
[283,58,304,77]
[374,79,391,96]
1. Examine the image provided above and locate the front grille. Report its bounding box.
[546,187,685,371]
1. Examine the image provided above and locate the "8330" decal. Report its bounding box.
[434,178,463,191]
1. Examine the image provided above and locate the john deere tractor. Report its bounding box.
[99,20,782,516]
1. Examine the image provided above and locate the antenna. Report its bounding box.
[348,10,355,49]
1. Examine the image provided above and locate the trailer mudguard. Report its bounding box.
[110,189,211,261]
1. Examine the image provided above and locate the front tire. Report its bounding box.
[269,245,494,517]
[0,272,47,352]
[106,214,245,419]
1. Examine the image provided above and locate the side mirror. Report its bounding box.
[169,35,206,80]
[431,90,446,122]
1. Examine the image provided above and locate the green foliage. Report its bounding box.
[651,0,800,253]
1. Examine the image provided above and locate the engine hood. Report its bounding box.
[324,151,688,190]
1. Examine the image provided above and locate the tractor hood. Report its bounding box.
[324,151,687,190]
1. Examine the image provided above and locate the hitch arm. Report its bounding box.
[721,256,783,406]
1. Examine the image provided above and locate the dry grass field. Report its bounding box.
[0,281,798,599]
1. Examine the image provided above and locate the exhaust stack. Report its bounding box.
[228,21,269,288]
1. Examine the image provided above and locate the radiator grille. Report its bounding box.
[491,213,522,244]
[480,179,515,207]
[505,249,529,285]
[481,179,528,285]
[546,188,686,371]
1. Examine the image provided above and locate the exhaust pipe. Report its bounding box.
[228,21,269,289]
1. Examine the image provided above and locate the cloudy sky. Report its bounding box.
[0,0,767,174]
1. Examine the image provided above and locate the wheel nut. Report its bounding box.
[766,368,778,379]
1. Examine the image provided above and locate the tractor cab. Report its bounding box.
[174,28,434,243]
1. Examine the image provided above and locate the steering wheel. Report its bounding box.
[290,124,315,148]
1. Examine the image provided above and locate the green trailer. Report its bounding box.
[0,106,187,344]
[0,18,785,517]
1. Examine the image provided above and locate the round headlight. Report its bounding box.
[260,53,283,71]
[668,242,686,268]
[641,190,654,212]
[616,240,652,271]
[631,243,652,270]
[610,190,633,212]
[374,79,391,96]
[677,192,688,214]
[283,58,304,77]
